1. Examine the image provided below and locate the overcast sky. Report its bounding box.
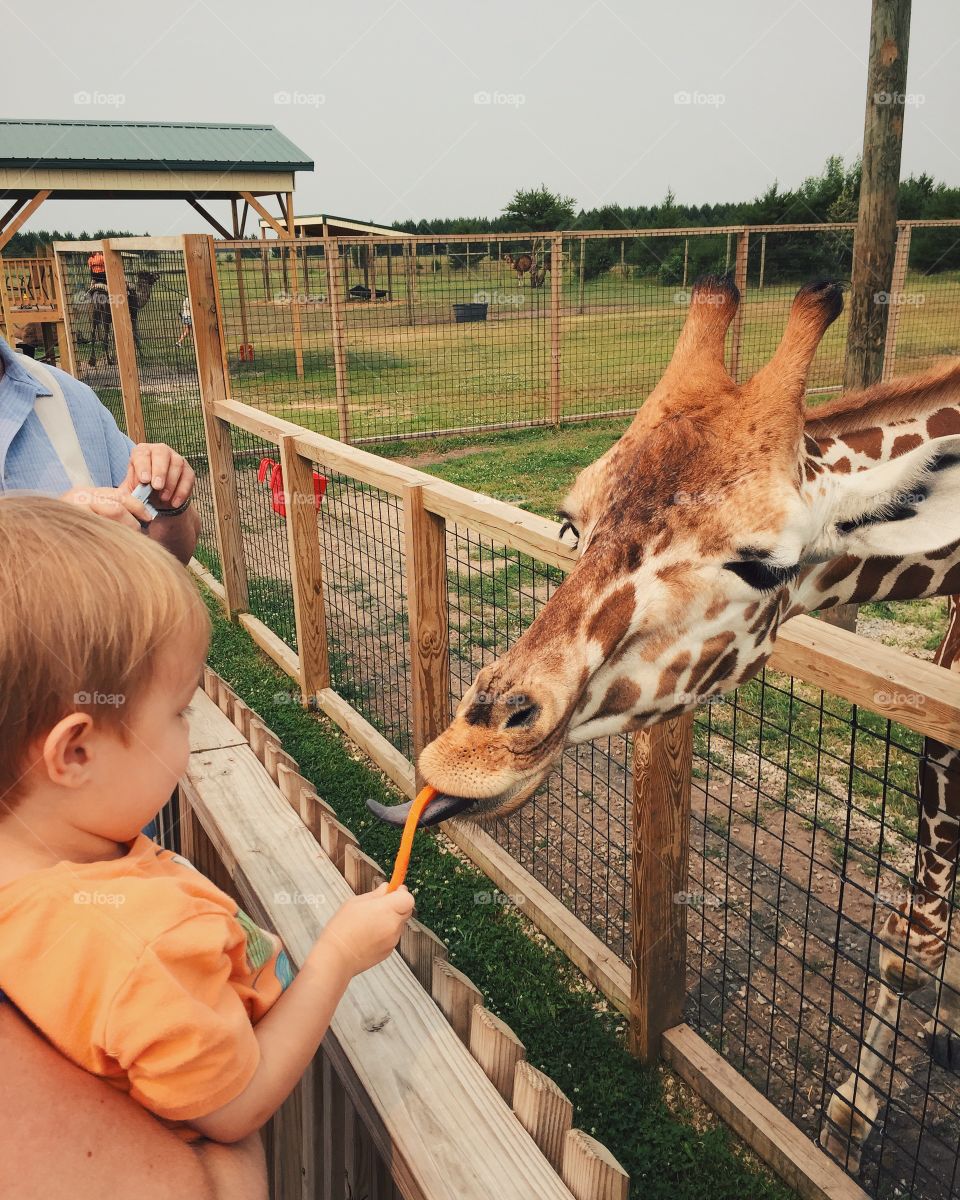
[8,0,960,236]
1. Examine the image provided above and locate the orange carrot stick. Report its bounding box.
[387,785,438,892]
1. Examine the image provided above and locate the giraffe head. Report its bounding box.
[373,277,960,827]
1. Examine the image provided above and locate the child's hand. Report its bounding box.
[315,884,414,977]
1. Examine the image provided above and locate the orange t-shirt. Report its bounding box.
[0,835,294,1125]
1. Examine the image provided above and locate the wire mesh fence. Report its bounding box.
[57,244,221,575]
[209,222,960,445]
[687,660,960,1199]
[49,231,960,1198]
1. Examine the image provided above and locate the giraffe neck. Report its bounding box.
[795,396,960,611]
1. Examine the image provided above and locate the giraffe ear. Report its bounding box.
[807,435,960,560]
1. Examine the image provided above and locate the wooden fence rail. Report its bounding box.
[55,233,948,1200]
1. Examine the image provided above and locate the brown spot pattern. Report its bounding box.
[585,584,635,656]
[891,433,923,457]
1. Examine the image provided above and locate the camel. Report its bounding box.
[371,276,960,1172]
[88,270,160,367]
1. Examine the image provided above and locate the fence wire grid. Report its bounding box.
[48,229,960,1200]
[210,222,960,447]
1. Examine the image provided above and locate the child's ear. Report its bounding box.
[42,713,96,788]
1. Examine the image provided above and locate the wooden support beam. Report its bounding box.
[181,234,249,615]
[844,0,912,390]
[881,221,912,380]
[187,197,233,240]
[403,483,451,783]
[728,230,749,381]
[629,712,693,1063]
[662,1024,870,1200]
[549,235,563,425]
[324,239,351,441]
[52,250,77,376]
[0,197,27,232]
[278,434,330,704]
[102,243,146,443]
[229,199,251,350]
[240,191,289,240]
[0,191,50,253]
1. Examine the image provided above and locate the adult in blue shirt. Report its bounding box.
[0,335,200,563]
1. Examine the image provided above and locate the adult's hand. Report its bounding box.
[125,443,196,509]
[61,485,153,531]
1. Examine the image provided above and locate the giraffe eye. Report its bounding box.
[723,558,801,592]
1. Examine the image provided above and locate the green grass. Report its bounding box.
[202,586,794,1200]
[207,252,960,443]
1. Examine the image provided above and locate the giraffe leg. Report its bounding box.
[820,908,937,1173]
[821,595,960,1172]
[925,940,960,1069]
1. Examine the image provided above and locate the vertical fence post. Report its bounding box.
[182,233,249,615]
[404,241,416,325]
[324,238,351,443]
[882,222,912,382]
[403,483,450,782]
[278,433,330,708]
[287,239,305,380]
[102,241,147,444]
[728,230,749,382]
[549,236,563,426]
[629,712,693,1063]
[577,236,586,315]
[681,238,689,290]
[51,249,77,376]
[758,233,767,292]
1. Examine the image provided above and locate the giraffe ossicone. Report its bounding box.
[372,275,960,829]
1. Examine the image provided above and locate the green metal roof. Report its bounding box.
[0,120,313,172]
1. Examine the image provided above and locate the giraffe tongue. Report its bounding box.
[366,792,475,827]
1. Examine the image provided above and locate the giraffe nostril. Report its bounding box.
[504,702,540,730]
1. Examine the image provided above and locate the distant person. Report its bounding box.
[87,249,107,286]
[0,497,415,1144]
[0,334,199,564]
[176,295,193,346]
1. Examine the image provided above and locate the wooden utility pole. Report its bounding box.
[823,0,911,634]
[844,0,911,391]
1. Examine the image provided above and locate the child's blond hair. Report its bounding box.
[0,495,210,810]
